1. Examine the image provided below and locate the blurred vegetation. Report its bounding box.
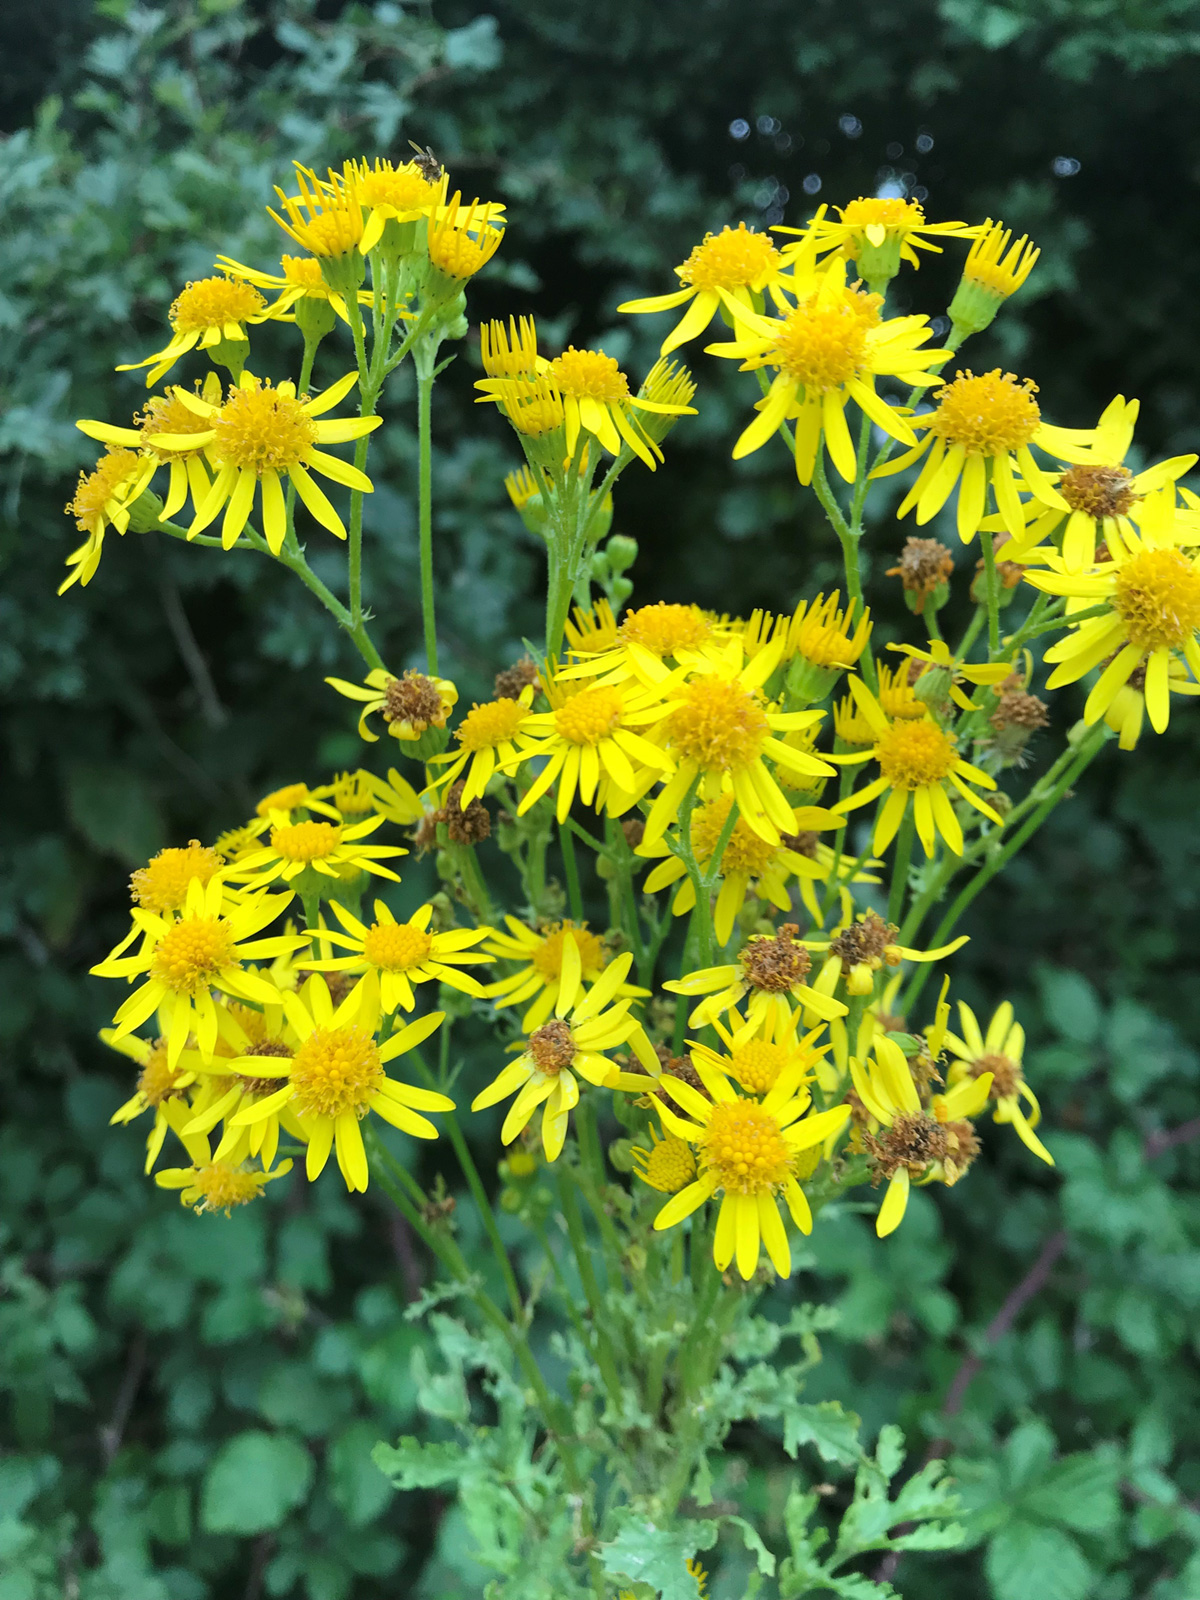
[2,1,1200,1596]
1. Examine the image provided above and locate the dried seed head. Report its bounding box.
[886,537,955,604]
[739,924,811,992]
[493,657,540,700]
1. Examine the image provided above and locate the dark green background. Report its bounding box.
[2,2,1199,1596]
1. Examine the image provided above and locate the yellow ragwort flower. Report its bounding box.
[325,667,459,744]
[943,1001,1053,1165]
[482,919,647,1031]
[298,898,491,1014]
[618,222,785,353]
[116,274,278,386]
[665,922,848,1034]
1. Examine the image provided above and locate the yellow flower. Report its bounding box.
[216,252,371,324]
[1014,395,1197,572]
[808,909,968,999]
[269,165,365,260]
[115,274,278,385]
[642,638,835,848]
[77,374,224,525]
[91,877,306,1065]
[688,1006,830,1100]
[564,598,621,656]
[1102,657,1200,749]
[156,1137,293,1214]
[228,973,452,1192]
[255,782,319,818]
[298,898,491,1013]
[324,667,459,743]
[504,674,675,822]
[638,792,848,944]
[482,918,647,1031]
[427,190,505,281]
[618,222,785,352]
[943,1001,1053,1165]
[129,840,224,915]
[947,219,1039,336]
[650,1051,850,1279]
[876,368,1097,544]
[631,1126,697,1193]
[832,678,1002,857]
[428,688,536,806]
[1026,490,1200,735]
[799,197,977,285]
[887,638,1013,711]
[471,953,659,1161]
[559,600,719,687]
[233,809,406,887]
[104,1020,202,1172]
[183,990,310,1171]
[851,1034,992,1236]
[338,155,446,253]
[148,370,381,554]
[665,922,848,1035]
[60,447,158,593]
[710,258,947,484]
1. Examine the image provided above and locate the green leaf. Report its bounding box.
[725,1514,777,1577]
[329,1422,393,1526]
[783,1401,863,1467]
[985,1520,1093,1600]
[65,762,164,867]
[599,1519,717,1600]
[199,1430,313,1534]
[1037,967,1102,1046]
[1030,1450,1120,1534]
[371,1436,465,1490]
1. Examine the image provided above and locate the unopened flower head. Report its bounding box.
[948,219,1039,337]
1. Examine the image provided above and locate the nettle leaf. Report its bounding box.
[200,1430,313,1535]
[599,1518,718,1600]
[985,1520,1093,1600]
[783,1401,864,1468]
[371,1436,466,1491]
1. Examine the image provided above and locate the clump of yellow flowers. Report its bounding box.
[70,166,1196,1573]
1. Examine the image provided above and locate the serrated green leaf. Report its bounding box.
[783,1401,863,1467]
[371,1436,465,1491]
[986,1520,1093,1600]
[599,1519,717,1600]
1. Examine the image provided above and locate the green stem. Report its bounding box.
[888,807,915,928]
[979,528,1002,657]
[555,1164,625,1408]
[813,451,877,693]
[560,819,584,922]
[416,359,439,673]
[954,605,986,662]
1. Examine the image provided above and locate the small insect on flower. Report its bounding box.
[144,370,381,554]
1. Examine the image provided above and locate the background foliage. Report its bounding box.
[2,1,1200,1596]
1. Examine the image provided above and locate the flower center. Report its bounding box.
[829,911,897,972]
[169,276,265,334]
[678,224,781,290]
[728,1039,789,1096]
[188,1163,267,1213]
[529,922,607,983]
[352,159,439,212]
[553,685,624,745]
[701,1098,794,1194]
[875,718,958,789]
[237,1040,294,1095]
[619,601,712,657]
[837,196,925,235]
[67,450,142,528]
[290,1024,383,1118]
[771,294,871,392]
[270,821,342,863]
[152,917,238,993]
[973,1050,1023,1099]
[1113,547,1200,652]
[870,1111,949,1178]
[362,921,433,971]
[927,369,1041,456]
[213,382,317,475]
[634,1133,697,1192]
[130,841,223,914]
[257,783,312,817]
[281,255,325,288]
[455,697,529,752]
[326,772,376,815]
[739,924,811,992]
[139,392,218,458]
[384,671,447,730]
[889,537,955,599]
[429,225,499,279]
[527,1018,577,1076]
[548,347,630,403]
[878,662,926,720]
[691,794,777,876]
[665,677,769,772]
[136,1040,183,1106]
[1059,463,1138,520]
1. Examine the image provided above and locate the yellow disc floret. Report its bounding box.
[151,917,238,993]
[270,821,342,863]
[130,842,224,913]
[553,686,624,745]
[290,1024,384,1118]
[361,921,434,972]
[838,196,925,234]
[665,677,769,771]
[213,381,317,475]
[701,1098,794,1193]
[548,348,630,402]
[281,256,325,290]
[455,698,529,752]
[927,370,1040,456]
[677,224,781,289]
[875,719,959,789]
[256,783,312,817]
[530,921,608,982]
[67,449,142,529]
[727,1039,789,1096]
[169,276,266,334]
[690,794,776,875]
[186,1163,270,1214]
[771,295,871,391]
[633,1131,697,1192]
[619,601,712,656]
[135,1040,184,1106]
[1113,547,1200,652]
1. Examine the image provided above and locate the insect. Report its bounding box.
[408,141,443,183]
